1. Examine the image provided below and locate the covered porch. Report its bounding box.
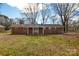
[26,27,45,35]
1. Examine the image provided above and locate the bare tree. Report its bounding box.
[41,3,50,24]
[52,3,79,32]
[23,3,39,24]
[18,19,24,24]
[50,15,57,24]
[4,18,13,30]
[0,16,13,30]
[0,3,3,14]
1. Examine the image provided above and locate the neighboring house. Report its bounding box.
[0,25,5,32]
[0,15,8,32]
[0,14,13,30]
[0,15,9,24]
[11,24,64,35]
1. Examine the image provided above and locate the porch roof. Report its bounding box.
[11,24,63,28]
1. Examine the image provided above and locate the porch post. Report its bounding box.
[33,27,34,35]
[27,27,29,35]
[38,27,39,35]
[43,27,44,35]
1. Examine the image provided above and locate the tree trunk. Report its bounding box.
[64,20,68,33]
[42,18,45,24]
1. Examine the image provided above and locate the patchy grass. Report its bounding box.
[0,33,79,56]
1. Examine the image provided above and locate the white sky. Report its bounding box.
[0,0,43,11]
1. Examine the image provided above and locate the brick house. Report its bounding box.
[11,24,64,35]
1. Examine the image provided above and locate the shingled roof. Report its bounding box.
[0,14,9,19]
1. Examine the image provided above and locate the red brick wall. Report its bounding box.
[44,27,49,34]
[44,27,64,34]
[11,27,27,34]
[11,26,64,35]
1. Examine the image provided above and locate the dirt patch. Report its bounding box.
[63,32,79,39]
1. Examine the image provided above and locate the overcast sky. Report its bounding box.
[0,0,79,24]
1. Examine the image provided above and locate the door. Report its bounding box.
[28,27,33,35]
[33,28,39,35]
[39,27,43,35]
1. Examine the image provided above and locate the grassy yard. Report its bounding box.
[0,32,79,56]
